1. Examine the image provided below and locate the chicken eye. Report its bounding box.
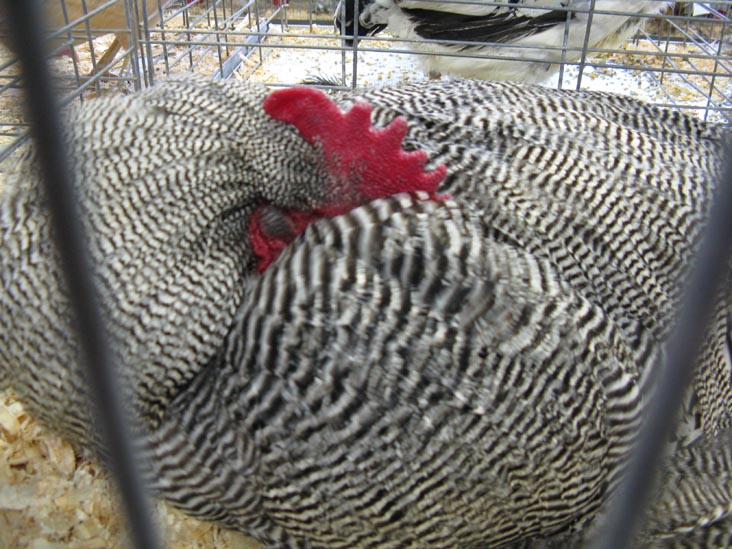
[259,205,297,242]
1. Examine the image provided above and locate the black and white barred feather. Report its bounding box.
[1,76,730,547]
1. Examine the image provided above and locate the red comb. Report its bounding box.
[263,87,446,202]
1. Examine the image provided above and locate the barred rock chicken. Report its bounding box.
[1,76,731,547]
[336,0,671,81]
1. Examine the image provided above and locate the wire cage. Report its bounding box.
[1,1,732,173]
[1,2,732,548]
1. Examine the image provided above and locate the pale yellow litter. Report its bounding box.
[0,390,262,549]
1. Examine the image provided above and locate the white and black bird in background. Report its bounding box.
[335,0,672,81]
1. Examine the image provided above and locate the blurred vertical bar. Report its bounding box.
[0,1,161,548]
[592,140,732,548]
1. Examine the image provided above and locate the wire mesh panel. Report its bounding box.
[0,1,731,172]
[0,0,145,169]
[638,3,732,118]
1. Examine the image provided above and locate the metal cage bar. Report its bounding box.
[0,1,161,548]
[592,144,732,549]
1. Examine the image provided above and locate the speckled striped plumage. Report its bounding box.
[0,78,336,440]
[1,76,730,547]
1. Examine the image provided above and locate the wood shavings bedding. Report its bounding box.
[0,390,262,549]
[241,25,429,88]
[602,40,731,103]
